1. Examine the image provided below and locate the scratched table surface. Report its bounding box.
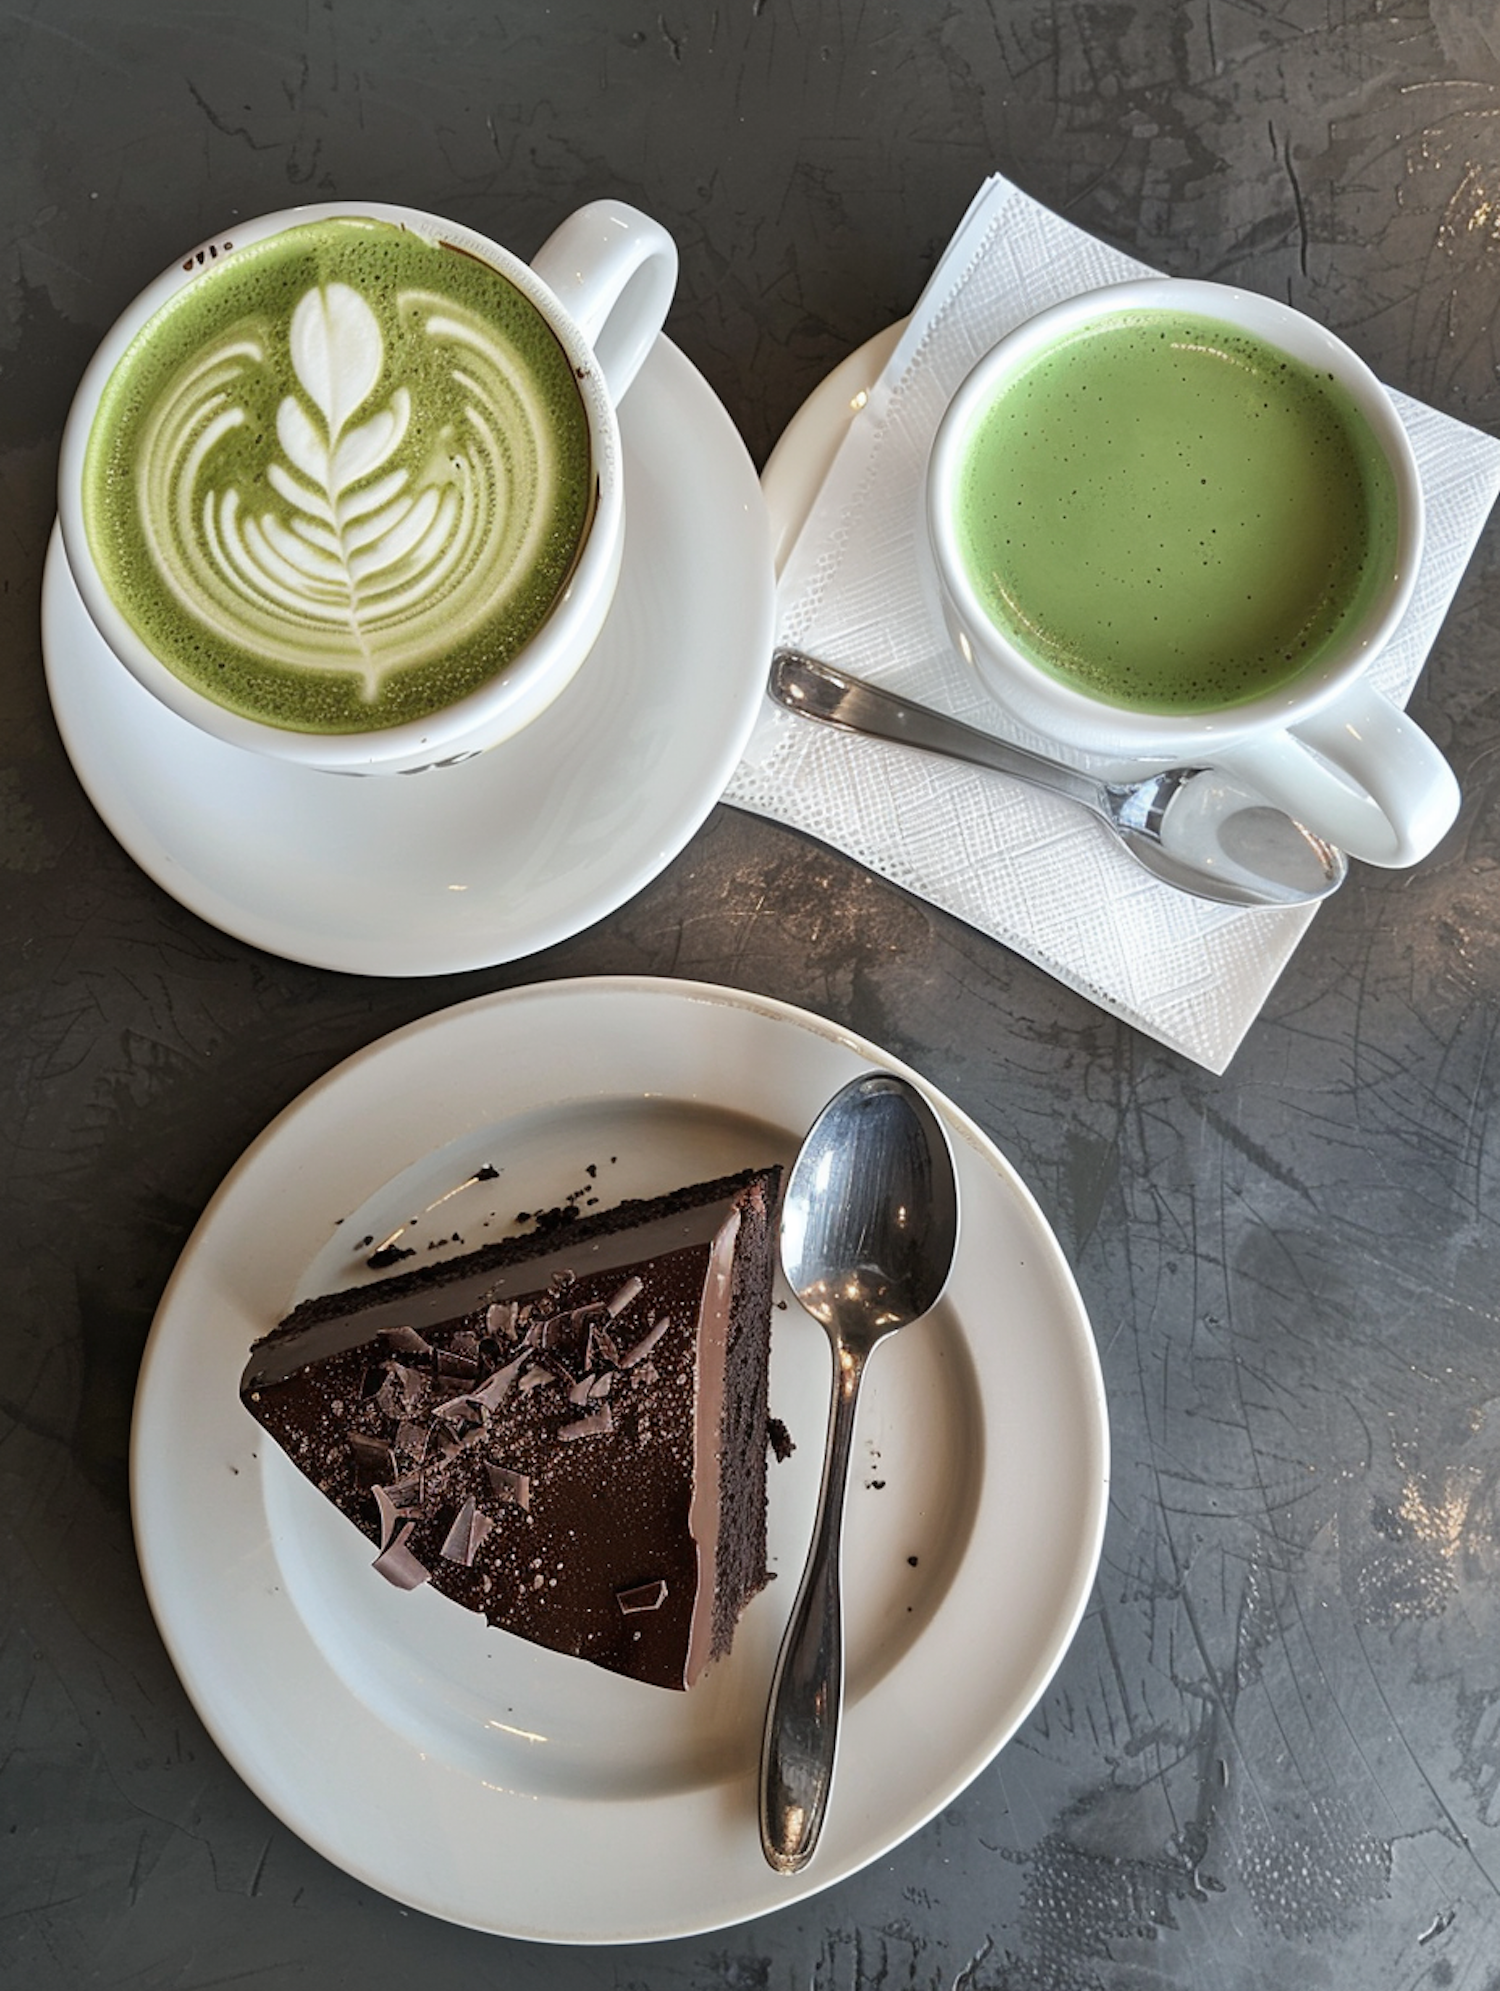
[5,4,1500,1987]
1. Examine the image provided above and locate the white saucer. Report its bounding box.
[762,322,902,572]
[131,977,1109,1943]
[43,339,773,976]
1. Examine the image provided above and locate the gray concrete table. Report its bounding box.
[4,4,1499,1986]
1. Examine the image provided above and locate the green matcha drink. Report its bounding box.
[951,309,1401,714]
[81,217,594,734]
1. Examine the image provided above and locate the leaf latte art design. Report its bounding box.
[135,279,576,701]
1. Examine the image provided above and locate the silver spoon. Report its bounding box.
[760,1071,960,1874]
[770,648,1346,909]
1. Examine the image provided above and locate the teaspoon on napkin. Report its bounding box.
[770,648,1346,909]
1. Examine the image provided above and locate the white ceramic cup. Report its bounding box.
[925,278,1459,868]
[57,198,678,775]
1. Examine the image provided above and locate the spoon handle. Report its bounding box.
[759,1339,867,1873]
[770,647,1106,814]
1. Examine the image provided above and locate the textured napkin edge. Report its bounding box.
[727,174,1500,1073]
[723,799,1316,1071]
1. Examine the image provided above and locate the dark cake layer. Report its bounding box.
[241,1167,781,1689]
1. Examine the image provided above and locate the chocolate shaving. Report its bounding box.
[616,1579,668,1615]
[394,1418,430,1463]
[376,1361,426,1416]
[372,1520,430,1590]
[468,1350,529,1412]
[440,1498,493,1567]
[485,1464,531,1510]
[430,1396,484,1434]
[434,1348,480,1379]
[431,1421,488,1464]
[380,1325,430,1356]
[605,1276,644,1317]
[525,1306,590,1369]
[618,1315,670,1368]
[486,1300,520,1342]
[558,1403,614,1442]
[347,1432,396,1482]
[586,1319,621,1368]
[372,1478,424,1550]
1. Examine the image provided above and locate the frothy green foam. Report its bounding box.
[953,309,1401,714]
[82,217,594,733]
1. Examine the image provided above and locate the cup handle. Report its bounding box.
[1216,681,1459,867]
[529,200,678,407]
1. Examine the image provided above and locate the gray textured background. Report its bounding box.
[4,3,1500,1986]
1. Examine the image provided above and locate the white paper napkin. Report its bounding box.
[726,175,1500,1071]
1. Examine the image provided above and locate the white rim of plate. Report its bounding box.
[130,975,1109,1943]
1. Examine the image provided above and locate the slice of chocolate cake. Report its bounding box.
[241,1167,782,1690]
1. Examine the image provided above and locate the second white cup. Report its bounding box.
[925,278,1458,867]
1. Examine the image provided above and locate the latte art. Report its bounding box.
[137,281,565,697]
[82,219,593,733]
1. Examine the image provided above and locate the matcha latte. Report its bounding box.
[80,217,594,734]
[951,309,1400,715]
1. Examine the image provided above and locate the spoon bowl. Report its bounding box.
[770,648,1346,908]
[759,1071,959,1873]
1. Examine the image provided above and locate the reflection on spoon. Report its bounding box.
[769,648,1346,909]
[759,1071,959,1874]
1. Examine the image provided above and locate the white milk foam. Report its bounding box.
[135,279,570,699]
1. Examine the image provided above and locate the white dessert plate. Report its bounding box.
[131,977,1108,1943]
[43,338,772,976]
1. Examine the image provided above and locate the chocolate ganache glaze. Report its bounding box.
[241,1167,782,1689]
